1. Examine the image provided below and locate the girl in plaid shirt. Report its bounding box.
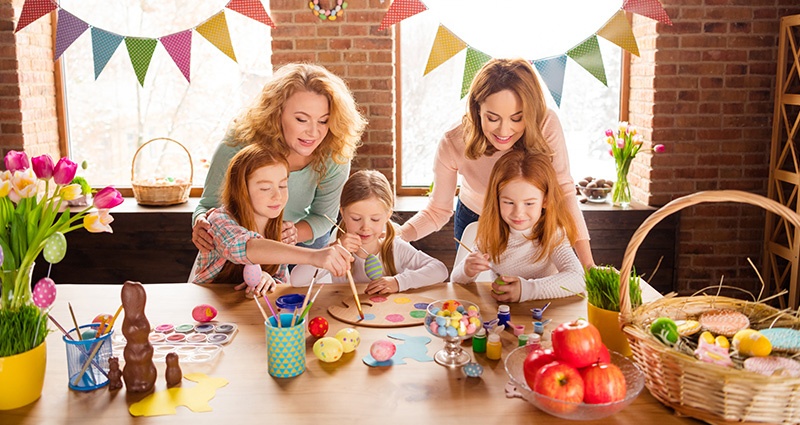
[192,145,352,296]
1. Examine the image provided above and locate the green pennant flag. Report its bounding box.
[125,37,158,86]
[567,35,607,86]
[461,47,492,98]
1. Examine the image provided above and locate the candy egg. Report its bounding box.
[32,277,56,309]
[192,304,218,322]
[92,313,112,324]
[313,337,343,362]
[334,328,361,353]
[370,339,396,362]
[243,264,262,287]
[733,329,772,357]
[43,232,67,264]
[308,316,329,338]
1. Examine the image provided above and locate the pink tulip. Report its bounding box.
[53,157,77,185]
[616,139,626,149]
[654,144,666,153]
[93,186,123,209]
[31,154,54,179]
[4,151,29,173]
[604,129,614,137]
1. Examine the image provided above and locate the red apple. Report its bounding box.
[597,343,611,364]
[533,361,584,414]
[580,362,626,404]
[523,348,558,389]
[551,319,603,369]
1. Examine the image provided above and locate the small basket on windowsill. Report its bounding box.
[131,137,193,206]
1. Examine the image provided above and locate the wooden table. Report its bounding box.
[1,282,700,424]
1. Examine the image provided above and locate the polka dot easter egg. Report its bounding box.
[192,304,218,322]
[334,328,360,353]
[43,232,67,264]
[32,277,56,308]
[243,264,262,287]
[309,316,329,338]
[313,337,343,363]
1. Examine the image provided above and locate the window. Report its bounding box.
[58,0,273,189]
[397,8,623,195]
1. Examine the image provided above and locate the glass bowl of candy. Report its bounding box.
[504,344,645,420]
[424,299,482,367]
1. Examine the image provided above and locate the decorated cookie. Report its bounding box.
[675,319,701,336]
[759,328,800,354]
[699,309,749,337]
[744,355,800,377]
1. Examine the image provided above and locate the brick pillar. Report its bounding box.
[269,0,395,185]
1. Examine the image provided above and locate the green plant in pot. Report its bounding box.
[0,151,123,409]
[585,266,643,357]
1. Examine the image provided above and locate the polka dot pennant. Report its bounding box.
[566,35,607,87]
[596,10,640,57]
[461,47,491,98]
[378,0,428,31]
[160,30,192,83]
[54,9,89,61]
[196,12,237,63]
[125,37,158,86]
[622,0,673,26]
[91,28,124,80]
[226,0,277,29]
[533,56,567,107]
[43,232,67,264]
[32,277,57,309]
[424,25,467,76]
[14,0,57,33]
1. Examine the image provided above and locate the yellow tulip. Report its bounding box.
[83,210,114,233]
[59,184,82,201]
[0,180,10,198]
[11,169,38,199]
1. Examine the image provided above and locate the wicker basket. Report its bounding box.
[618,190,800,424]
[131,137,193,206]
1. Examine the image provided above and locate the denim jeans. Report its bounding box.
[454,198,480,248]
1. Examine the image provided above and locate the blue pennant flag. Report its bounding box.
[91,28,124,79]
[533,55,567,107]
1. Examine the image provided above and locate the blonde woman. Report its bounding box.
[193,63,368,252]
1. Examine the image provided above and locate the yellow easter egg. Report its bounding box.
[715,335,730,349]
[313,337,343,363]
[700,331,715,345]
[334,328,361,353]
[733,329,772,357]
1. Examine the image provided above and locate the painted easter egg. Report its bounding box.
[334,328,361,353]
[92,313,112,324]
[364,254,383,280]
[370,339,396,362]
[308,316,329,338]
[313,337,343,362]
[243,264,262,287]
[43,232,67,264]
[32,277,56,308]
[192,304,218,322]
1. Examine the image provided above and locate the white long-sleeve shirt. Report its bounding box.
[450,228,585,302]
[290,237,448,291]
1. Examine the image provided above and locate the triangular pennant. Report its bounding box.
[161,30,192,82]
[597,10,640,57]
[226,0,276,29]
[567,35,607,86]
[91,28,124,79]
[461,47,492,98]
[54,9,89,60]
[424,25,467,75]
[623,0,672,25]
[378,0,427,31]
[196,12,237,62]
[533,56,567,107]
[15,0,57,33]
[125,37,158,86]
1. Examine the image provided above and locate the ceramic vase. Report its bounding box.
[0,341,47,410]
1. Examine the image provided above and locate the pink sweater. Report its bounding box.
[399,109,590,243]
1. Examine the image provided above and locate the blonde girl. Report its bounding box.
[450,151,584,302]
[291,170,447,294]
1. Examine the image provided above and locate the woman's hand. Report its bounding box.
[365,277,399,295]
[313,244,353,277]
[281,221,298,245]
[192,216,215,252]
[490,275,521,303]
[234,272,276,298]
[338,232,362,254]
[463,251,491,278]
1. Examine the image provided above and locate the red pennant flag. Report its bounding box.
[226,0,276,29]
[378,0,427,31]
[15,0,57,33]
[623,0,672,25]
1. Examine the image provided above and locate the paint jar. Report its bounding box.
[517,333,529,347]
[486,333,502,360]
[527,333,541,350]
[497,304,511,327]
[472,328,487,353]
[533,321,545,335]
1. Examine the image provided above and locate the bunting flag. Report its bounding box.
[533,56,567,107]
[424,25,467,75]
[567,35,607,86]
[196,12,237,63]
[461,47,491,98]
[54,10,89,60]
[161,31,193,83]
[91,28,124,79]
[597,10,639,57]
[15,0,57,33]
[226,0,276,29]
[125,37,158,86]
[622,0,672,26]
[378,0,427,31]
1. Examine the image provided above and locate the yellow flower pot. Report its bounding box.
[0,341,47,410]
[586,303,632,357]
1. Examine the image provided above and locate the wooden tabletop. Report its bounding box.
[1,282,700,425]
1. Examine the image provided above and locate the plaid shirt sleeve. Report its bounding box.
[193,208,263,284]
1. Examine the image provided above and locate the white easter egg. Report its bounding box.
[43,232,67,264]
[313,337,343,363]
[32,277,56,308]
[243,264,262,287]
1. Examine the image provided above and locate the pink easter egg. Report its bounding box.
[370,339,396,362]
[243,264,262,288]
[32,277,56,309]
[192,304,218,322]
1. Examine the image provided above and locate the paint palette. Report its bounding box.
[111,322,238,364]
[328,294,434,328]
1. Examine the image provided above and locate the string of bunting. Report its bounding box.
[379,0,672,106]
[15,0,276,85]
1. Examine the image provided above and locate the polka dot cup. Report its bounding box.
[424,299,482,367]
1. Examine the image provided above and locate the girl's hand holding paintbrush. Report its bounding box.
[463,250,492,278]
[311,244,353,277]
[336,232,362,255]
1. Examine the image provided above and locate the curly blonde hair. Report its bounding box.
[229,63,367,182]
[463,58,553,160]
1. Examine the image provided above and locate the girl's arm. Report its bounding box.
[244,239,351,276]
[450,247,493,284]
[517,243,585,302]
[390,238,448,291]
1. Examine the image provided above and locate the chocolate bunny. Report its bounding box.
[121,281,157,392]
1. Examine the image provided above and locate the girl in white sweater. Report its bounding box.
[450,151,585,302]
[291,170,448,294]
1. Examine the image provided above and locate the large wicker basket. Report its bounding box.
[131,137,193,206]
[618,190,800,424]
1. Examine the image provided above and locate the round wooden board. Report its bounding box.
[327,294,434,328]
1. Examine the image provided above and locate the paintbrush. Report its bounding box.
[346,270,365,320]
[292,269,319,327]
[49,315,108,378]
[68,302,82,340]
[261,294,281,328]
[298,283,325,322]
[253,296,269,322]
[322,214,371,256]
[454,237,506,294]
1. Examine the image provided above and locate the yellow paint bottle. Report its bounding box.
[486,333,502,360]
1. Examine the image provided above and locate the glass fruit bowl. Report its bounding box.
[424,299,482,367]
[504,344,645,420]
[577,184,612,203]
